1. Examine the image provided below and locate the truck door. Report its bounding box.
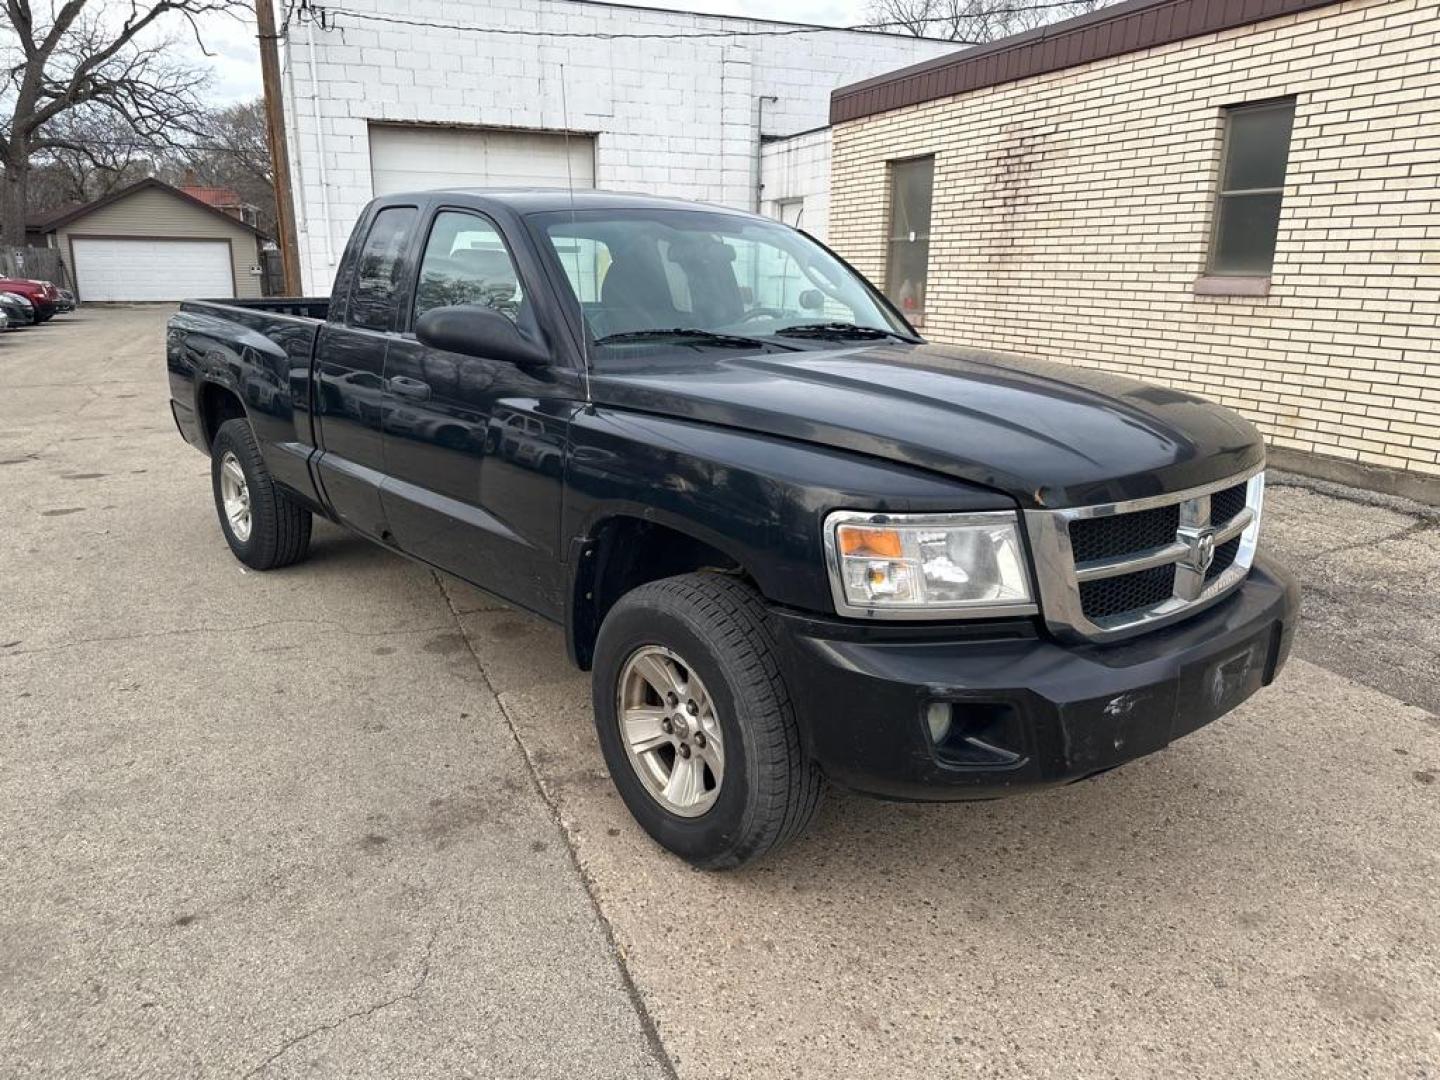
[379,207,568,619]
[312,204,417,539]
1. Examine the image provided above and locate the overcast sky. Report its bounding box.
[196,1,880,105]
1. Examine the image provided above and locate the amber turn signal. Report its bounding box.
[837,525,904,559]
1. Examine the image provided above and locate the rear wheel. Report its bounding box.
[592,573,824,869]
[210,418,312,570]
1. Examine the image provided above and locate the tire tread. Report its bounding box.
[212,418,312,570]
[603,572,824,868]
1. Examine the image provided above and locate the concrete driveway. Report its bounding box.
[2,307,1436,1079]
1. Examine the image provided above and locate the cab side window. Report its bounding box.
[348,206,416,331]
[414,211,525,324]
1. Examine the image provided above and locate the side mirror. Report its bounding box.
[415,304,550,369]
[798,289,825,311]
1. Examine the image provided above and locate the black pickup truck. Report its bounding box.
[167,190,1297,868]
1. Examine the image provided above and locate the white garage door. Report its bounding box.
[369,124,596,196]
[73,237,233,302]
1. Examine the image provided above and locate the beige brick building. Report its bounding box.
[828,0,1440,502]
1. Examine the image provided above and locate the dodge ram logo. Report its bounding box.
[1190,529,1217,573]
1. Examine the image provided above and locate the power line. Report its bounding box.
[300,1,1107,43]
[34,140,262,157]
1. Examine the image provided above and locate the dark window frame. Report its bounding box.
[408,206,528,330]
[884,154,935,324]
[344,203,419,332]
[1208,97,1296,278]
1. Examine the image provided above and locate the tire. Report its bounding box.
[592,573,824,869]
[210,418,312,570]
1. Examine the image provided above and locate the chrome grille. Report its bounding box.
[1069,504,1180,564]
[1023,466,1265,642]
[1079,563,1175,620]
[1206,534,1241,583]
[1210,481,1248,528]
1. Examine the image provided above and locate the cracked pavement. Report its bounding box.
[3,307,1438,1079]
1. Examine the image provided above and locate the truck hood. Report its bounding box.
[588,342,1264,509]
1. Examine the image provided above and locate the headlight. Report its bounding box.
[823,510,1035,619]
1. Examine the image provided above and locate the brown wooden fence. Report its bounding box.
[0,245,69,287]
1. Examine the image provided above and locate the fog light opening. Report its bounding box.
[927,700,1026,768]
[926,702,953,745]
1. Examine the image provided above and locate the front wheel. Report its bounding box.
[591,573,824,869]
[210,418,312,570]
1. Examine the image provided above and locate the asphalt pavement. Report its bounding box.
[2,307,1436,1079]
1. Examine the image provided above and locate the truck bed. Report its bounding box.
[168,296,330,510]
[182,296,331,321]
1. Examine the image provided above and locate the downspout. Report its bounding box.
[755,94,777,213]
[306,14,334,268]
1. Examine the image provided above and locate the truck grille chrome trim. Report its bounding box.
[1072,507,1254,583]
[1023,464,1265,642]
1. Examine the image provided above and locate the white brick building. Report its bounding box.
[276,0,950,294]
[759,126,832,236]
[828,0,1440,502]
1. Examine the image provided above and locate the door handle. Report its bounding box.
[387,376,431,401]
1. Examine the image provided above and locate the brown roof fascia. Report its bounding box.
[831,0,1348,124]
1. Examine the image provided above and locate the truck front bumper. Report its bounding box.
[771,557,1298,801]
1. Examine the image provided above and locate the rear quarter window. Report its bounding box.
[348,206,417,331]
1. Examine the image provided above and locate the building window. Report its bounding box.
[776,198,804,229]
[1210,99,1295,277]
[885,156,933,323]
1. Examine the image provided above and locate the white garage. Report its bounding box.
[36,178,267,302]
[368,123,596,196]
[71,238,235,302]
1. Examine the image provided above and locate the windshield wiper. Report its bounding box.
[594,327,795,350]
[773,321,915,342]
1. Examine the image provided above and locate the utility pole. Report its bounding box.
[256,0,303,295]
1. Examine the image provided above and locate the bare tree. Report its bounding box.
[867,0,1119,43]
[26,111,153,208]
[197,99,270,190]
[0,1,246,245]
[161,98,276,235]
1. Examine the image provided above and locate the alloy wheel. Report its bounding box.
[218,450,252,542]
[616,645,724,817]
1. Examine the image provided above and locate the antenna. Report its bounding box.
[559,64,593,405]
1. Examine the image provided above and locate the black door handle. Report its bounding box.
[387,376,431,401]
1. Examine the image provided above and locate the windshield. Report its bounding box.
[531,208,912,361]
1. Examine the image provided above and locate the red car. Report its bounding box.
[0,278,60,321]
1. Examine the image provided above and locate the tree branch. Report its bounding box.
[0,0,249,241]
